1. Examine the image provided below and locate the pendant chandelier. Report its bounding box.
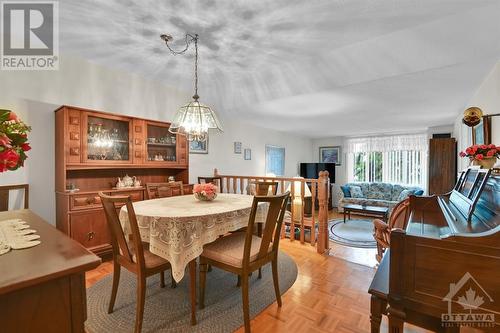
[160,33,222,142]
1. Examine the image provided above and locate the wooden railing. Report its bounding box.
[213,169,330,254]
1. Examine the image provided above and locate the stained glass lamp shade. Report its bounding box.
[169,96,223,142]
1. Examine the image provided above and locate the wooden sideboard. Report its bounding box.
[0,210,101,333]
[55,105,192,257]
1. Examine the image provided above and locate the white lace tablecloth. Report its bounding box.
[120,193,265,282]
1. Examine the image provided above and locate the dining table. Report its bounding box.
[119,193,266,325]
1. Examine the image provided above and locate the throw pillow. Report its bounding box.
[340,185,351,198]
[398,189,414,201]
[414,189,424,196]
[350,186,364,198]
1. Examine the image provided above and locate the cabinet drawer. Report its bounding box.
[70,210,110,250]
[111,190,143,202]
[70,194,102,210]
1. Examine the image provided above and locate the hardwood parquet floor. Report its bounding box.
[85,211,482,333]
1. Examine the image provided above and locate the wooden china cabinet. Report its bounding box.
[55,105,192,258]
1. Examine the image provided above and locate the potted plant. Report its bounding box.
[0,110,31,173]
[459,144,499,169]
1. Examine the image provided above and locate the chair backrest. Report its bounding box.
[98,192,146,269]
[198,176,223,192]
[253,181,279,196]
[0,184,29,212]
[389,198,411,230]
[146,181,184,199]
[243,192,290,267]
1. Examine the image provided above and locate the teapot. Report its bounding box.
[122,174,133,187]
[133,176,141,188]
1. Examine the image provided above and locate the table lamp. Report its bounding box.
[286,177,312,222]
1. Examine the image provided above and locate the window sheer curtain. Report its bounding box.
[346,134,428,189]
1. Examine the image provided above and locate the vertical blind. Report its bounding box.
[346,134,428,189]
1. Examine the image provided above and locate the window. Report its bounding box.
[353,152,382,182]
[346,134,428,189]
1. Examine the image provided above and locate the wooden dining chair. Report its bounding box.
[0,184,29,212]
[198,176,224,193]
[99,192,174,333]
[145,181,184,199]
[199,192,290,333]
[372,197,410,262]
[251,181,279,236]
[253,181,279,196]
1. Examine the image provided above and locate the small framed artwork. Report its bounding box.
[244,148,251,160]
[234,141,242,154]
[319,146,341,165]
[189,137,208,154]
[265,145,285,176]
[473,119,484,145]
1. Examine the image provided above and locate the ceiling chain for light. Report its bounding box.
[160,33,222,142]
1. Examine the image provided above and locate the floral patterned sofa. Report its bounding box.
[337,182,424,213]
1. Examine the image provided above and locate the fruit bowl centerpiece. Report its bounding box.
[193,183,218,201]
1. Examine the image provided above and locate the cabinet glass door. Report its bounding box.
[86,115,130,161]
[146,123,177,163]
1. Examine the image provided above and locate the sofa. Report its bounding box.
[337,182,424,213]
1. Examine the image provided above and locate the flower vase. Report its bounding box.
[472,157,497,169]
[194,192,217,201]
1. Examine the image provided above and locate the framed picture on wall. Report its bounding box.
[265,145,285,176]
[473,119,485,145]
[319,146,341,165]
[244,148,251,160]
[189,137,208,154]
[234,142,242,154]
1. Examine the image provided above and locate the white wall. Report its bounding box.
[0,55,312,224]
[454,61,500,171]
[190,120,312,182]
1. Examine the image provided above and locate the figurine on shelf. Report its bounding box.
[168,176,175,183]
[133,176,141,188]
[116,177,124,189]
[122,174,133,187]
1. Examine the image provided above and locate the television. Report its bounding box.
[299,163,335,183]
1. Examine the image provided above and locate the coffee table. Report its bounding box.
[343,204,389,223]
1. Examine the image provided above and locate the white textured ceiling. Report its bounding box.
[60,0,500,138]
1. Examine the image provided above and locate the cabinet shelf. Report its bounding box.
[66,163,188,170]
[147,143,176,147]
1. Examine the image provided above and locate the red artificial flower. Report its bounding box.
[486,149,496,157]
[0,134,11,147]
[465,147,472,155]
[0,149,20,169]
[193,184,202,193]
[476,154,484,160]
[488,144,496,149]
[21,143,31,151]
[479,144,487,150]
[459,151,466,157]
[7,112,18,122]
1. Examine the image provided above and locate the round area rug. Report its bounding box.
[86,251,297,333]
[329,219,377,248]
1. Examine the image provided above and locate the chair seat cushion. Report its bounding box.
[201,232,271,268]
[130,242,170,269]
